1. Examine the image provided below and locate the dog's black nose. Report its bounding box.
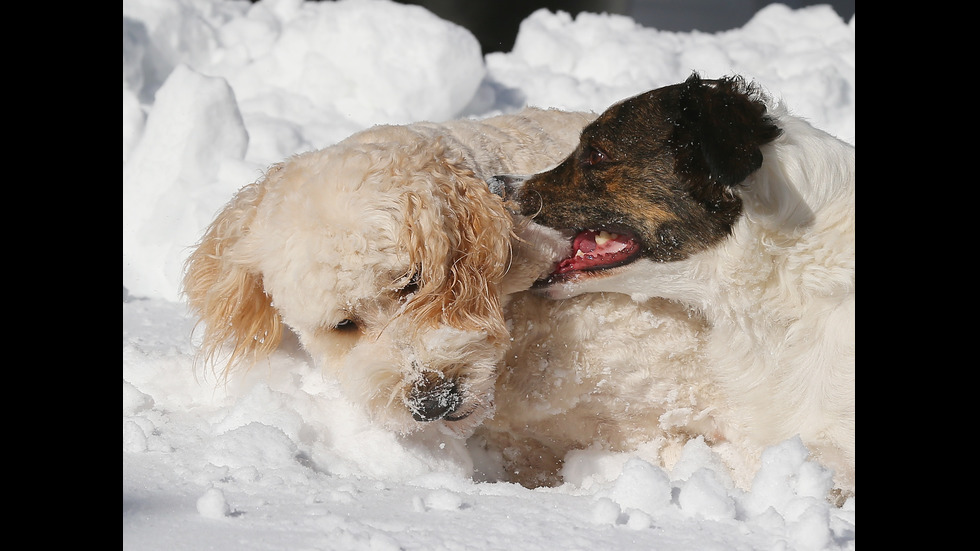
[409,375,465,422]
[486,174,526,199]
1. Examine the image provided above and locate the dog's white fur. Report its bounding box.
[538,104,856,494]
[182,108,593,438]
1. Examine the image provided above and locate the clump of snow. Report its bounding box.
[605,457,674,516]
[197,487,232,519]
[676,468,737,522]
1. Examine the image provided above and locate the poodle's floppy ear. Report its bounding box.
[181,166,284,377]
[671,72,783,189]
[398,149,514,343]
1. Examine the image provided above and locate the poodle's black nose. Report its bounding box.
[486,174,526,199]
[409,375,466,422]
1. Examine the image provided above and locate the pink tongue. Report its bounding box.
[555,230,639,274]
[576,233,597,253]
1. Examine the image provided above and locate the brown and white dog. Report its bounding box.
[182,108,593,439]
[492,73,855,496]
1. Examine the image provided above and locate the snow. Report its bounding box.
[122,1,855,549]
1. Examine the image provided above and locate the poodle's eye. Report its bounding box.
[583,146,609,167]
[334,319,358,332]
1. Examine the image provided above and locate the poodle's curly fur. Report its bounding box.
[474,292,719,488]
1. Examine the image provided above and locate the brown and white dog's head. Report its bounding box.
[492,73,783,300]
[182,124,550,437]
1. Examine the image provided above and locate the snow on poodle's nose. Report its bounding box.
[409,373,466,422]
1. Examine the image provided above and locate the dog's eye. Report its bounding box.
[583,146,609,167]
[334,319,358,332]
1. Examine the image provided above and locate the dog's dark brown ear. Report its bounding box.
[672,73,783,189]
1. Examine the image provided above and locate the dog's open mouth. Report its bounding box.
[552,229,641,276]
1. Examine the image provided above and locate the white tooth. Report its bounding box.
[595,231,616,246]
[575,250,585,257]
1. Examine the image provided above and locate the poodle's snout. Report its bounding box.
[486,174,527,199]
[409,374,467,422]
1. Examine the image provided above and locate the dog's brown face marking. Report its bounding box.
[513,73,782,280]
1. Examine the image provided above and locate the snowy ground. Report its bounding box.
[123,1,855,549]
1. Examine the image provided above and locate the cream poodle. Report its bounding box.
[182,108,594,437]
